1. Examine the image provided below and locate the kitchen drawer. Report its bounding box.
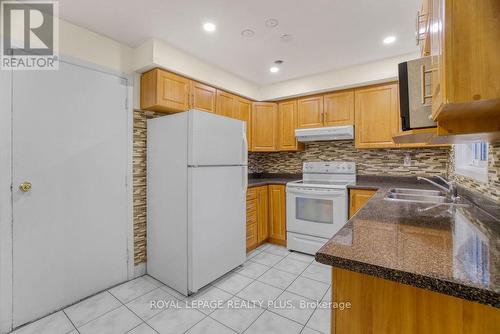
[246,210,257,225]
[247,187,257,200]
[246,223,258,250]
[246,198,257,213]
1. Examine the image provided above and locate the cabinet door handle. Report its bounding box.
[416,11,428,46]
[416,11,420,45]
[420,64,435,105]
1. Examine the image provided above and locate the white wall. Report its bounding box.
[0,14,134,74]
[133,39,261,100]
[59,20,134,74]
[260,53,419,101]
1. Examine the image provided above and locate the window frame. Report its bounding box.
[454,142,489,183]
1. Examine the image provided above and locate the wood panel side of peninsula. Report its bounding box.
[331,268,500,334]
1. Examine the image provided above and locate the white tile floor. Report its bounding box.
[10,243,331,334]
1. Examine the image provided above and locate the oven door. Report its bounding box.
[286,187,348,239]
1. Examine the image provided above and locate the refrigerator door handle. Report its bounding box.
[242,166,248,194]
[242,131,248,165]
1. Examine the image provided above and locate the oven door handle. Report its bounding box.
[286,187,346,196]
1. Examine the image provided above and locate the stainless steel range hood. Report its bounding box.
[295,125,354,142]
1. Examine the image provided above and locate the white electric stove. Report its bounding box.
[286,161,356,255]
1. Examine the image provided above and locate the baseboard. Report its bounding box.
[268,238,287,247]
[246,238,287,253]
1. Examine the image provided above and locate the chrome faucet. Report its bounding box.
[417,176,458,201]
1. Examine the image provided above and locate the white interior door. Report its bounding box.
[188,166,246,293]
[11,61,129,327]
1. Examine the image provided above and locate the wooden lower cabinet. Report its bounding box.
[349,189,377,218]
[246,223,258,252]
[246,185,287,252]
[332,267,500,334]
[268,185,286,246]
[257,186,269,243]
[246,188,258,251]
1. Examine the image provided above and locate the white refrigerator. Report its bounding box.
[147,110,247,296]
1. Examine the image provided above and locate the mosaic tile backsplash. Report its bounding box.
[249,141,450,176]
[133,110,162,264]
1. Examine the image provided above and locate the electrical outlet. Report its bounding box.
[404,153,411,167]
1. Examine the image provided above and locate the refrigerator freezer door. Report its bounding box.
[188,165,247,293]
[147,113,189,296]
[188,110,247,166]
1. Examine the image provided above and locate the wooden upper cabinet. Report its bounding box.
[278,100,303,151]
[235,97,252,149]
[323,90,355,126]
[268,185,286,245]
[190,81,216,113]
[355,83,400,149]
[417,0,431,57]
[251,102,278,152]
[430,0,500,135]
[141,68,190,113]
[216,90,237,118]
[430,0,444,120]
[297,96,324,129]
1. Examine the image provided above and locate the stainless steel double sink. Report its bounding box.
[385,188,467,206]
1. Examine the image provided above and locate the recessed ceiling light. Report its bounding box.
[270,66,279,73]
[383,35,396,44]
[203,22,216,32]
[241,29,255,38]
[265,18,279,28]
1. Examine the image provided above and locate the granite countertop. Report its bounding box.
[248,173,301,187]
[316,175,500,308]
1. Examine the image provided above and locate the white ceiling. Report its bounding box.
[58,0,420,85]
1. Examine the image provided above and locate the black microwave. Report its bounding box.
[398,56,436,131]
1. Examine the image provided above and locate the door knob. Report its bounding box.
[19,181,32,192]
